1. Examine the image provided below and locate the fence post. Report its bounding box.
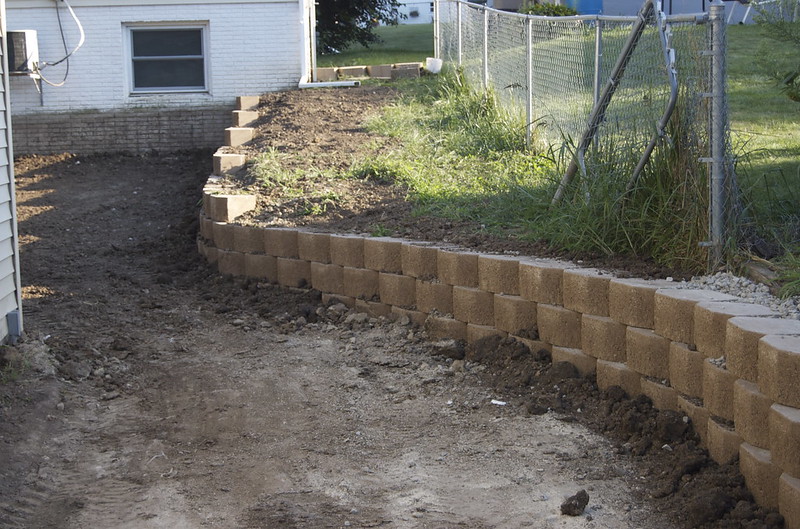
[434,0,440,59]
[526,17,533,147]
[593,18,602,108]
[457,0,463,66]
[483,7,489,89]
[709,0,727,268]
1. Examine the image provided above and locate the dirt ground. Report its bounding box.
[0,86,785,528]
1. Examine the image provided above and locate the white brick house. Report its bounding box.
[6,0,315,154]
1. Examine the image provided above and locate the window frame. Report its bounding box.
[124,22,210,95]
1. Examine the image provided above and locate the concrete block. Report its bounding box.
[310,262,344,294]
[654,289,737,345]
[640,378,678,411]
[478,255,520,295]
[298,231,331,264]
[321,293,354,308]
[608,278,675,329]
[779,473,800,529]
[390,306,427,327]
[315,67,338,82]
[734,379,772,449]
[217,250,245,276]
[391,66,420,80]
[330,235,365,268]
[677,395,709,446]
[425,315,467,341]
[355,299,392,318]
[198,214,214,240]
[759,334,800,408]
[366,64,393,79]
[379,273,416,308]
[515,337,552,358]
[232,110,259,127]
[205,193,257,222]
[740,443,781,510]
[276,258,311,288]
[212,221,236,250]
[581,314,626,362]
[694,301,776,358]
[493,294,536,336]
[518,258,572,305]
[244,253,277,282]
[204,245,219,264]
[727,317,800,382]
[338,65,367,77]
[437,250,479,287]
[707,417,742,465]
[401,242,438,279]
[225,127,254,146]
[537,304,581,349]
[453,286,494,326]
[236,95,260,111]
[342,267,379,300]
[394,62,423,69]
[213,151,246,176]
[552,346,597,376]
[467,324,507,344]
[233,225,264,254]
[563,268,612,317]
[703,359,737,422]
[364,237,403,273]
[596,360,642,397]
[769,403,800,477]
[669,341,705,399]
[263,228,299,258]
[626,326,670,379]
[416,280,453,315]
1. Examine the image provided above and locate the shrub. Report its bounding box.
[519,2,578,16]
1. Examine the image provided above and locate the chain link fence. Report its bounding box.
[435,0,734,265]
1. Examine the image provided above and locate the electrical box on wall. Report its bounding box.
[7,30,39,75]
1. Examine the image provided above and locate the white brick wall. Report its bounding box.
[8,1,303,114]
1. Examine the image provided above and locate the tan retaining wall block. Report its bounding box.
[596,360,641,397]
[355,299,391,318]
[552,346,597,376]
[678,395,709,446]
[626,326,670,379]
[245,254,277,282]
[199,214,214,240]
[298,232,331,264]
[654,289,737,345]
[740,443,782,510]
[769,403,800,477]
[453,286,494,326]
[236,95,259,111]
[478,255,520,295]
[608,278,674,329]
[759,334,800,408]
[213,151,246,175]
[379,273,416,308]
[342,267,379,300]
[416,280,453,315]
[425,315,467,341]
[233,225,264,254]
[734,379,772,449]
[263,228,299,258]
[537,304,581,349]
[364,238,404,273]
[493,294,536,335]
[669,342,705,399]
[390,306,427,327]
[206,194,257,223]
[581,315,626,362]
[563,268,612,317]
[276,258,310,288]
[438,250,479,287]
[466,324,507,344]
[401,243,438,280]
[330,235,365,268]
[779,473,800,529]
[310,262,344,295]
[232,110,259,127]
[217,250,245,276]
[339,65,367,77]
[707,418,742,465]
[225,127,254,146]
[694,301,776,358]
[640,378,677,411]
[518,259,572,305]
[703,359,737,422]
[213,222,236,250]
[727,317,800,382]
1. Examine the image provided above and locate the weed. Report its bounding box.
[370,224,392,237]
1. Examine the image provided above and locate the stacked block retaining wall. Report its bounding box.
[201,142,800,526]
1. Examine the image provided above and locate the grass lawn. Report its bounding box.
[316,24,434,67]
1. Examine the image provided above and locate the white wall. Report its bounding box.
[397,1,434,23]
[7,0,305,114]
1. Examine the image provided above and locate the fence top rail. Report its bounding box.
[447,0,708,23]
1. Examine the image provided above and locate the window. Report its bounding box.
[126,24,208,93]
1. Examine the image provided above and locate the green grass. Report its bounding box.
[316,24,434,67]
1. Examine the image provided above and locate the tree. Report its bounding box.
[316,0,402,53]
[756,0,800,102]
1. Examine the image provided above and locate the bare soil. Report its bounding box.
[0,86,784,528]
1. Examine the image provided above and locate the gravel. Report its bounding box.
[683,272,800,320]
